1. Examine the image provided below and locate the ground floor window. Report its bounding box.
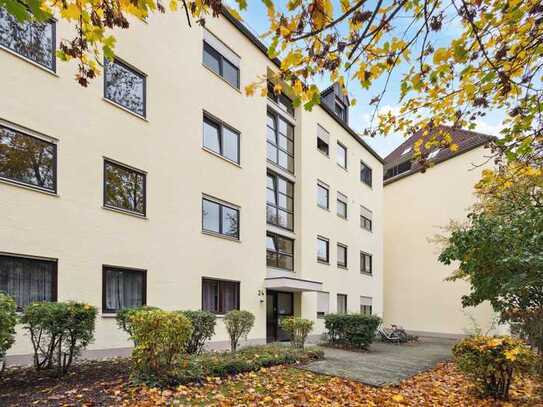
[337,294,347,314]
[317,291,329,318]
[102,266,146,313]
[202,278,240,314]
[0,254,57,310]
[360,296,373,316]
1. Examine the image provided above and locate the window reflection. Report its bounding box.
[104,58,146,117]
[104,160,146,215]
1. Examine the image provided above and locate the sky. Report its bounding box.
[229,1,505,158]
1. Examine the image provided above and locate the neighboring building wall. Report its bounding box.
[1,10,383,358]
[384,147,498,337]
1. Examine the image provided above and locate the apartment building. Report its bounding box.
[0,8,383,358]
[383,127,501,337]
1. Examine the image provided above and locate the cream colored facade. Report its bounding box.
[384,147,498,336]
[1,11,383,358]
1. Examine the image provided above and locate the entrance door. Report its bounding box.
[266,290,294,342]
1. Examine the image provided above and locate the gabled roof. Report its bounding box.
[384,125,493,185]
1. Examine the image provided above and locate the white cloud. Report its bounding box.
[473,120,504,138]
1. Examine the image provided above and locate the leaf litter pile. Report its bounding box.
[1,360,541,406]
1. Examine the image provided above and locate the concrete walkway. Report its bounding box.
[302,337,455,386]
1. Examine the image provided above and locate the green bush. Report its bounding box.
[20,301,97,375]
[177,310,216,354]
[224,310,255,352]
[0,293,17,374]
[453,335,536,400]
[129,309,193,383]
[174,344,324,384]
[116,305,160,339]
[280,316,314,349]
[324,313,381,349]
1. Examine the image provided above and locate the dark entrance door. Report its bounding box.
[266,290,294,342]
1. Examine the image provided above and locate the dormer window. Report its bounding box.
[335,98,347,121]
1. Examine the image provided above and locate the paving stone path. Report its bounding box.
[302,337,455,386]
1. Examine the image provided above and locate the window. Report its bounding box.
[202,197,239,239]
[361,252,373,274]
[337,192,347,219]
[0,124,56,192]
[337,142,347,168]
[104,58,146,117]
[0,254,57,310]
[337,244,348,268]
[0,8,55,70]
[317,181,329,209]
[102,266,146,313]
[384,160,412,180]
[360,206,373,232]
[267,81,294,116]
[317,236,329,263]
[317,292,329,318]
[360,296,372,316]
[360,161,373,187]
[203,114,240,164]
[267,172,294,230]
[267,111,294,173]
[337,294,347,314]
[104,160,146,216]
[335,98,347,121]
[203,38,240,89]
[202,278,240,314]
[266,232,294,271]
[317,125,329,156]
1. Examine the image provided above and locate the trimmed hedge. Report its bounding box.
[20,301,97,375]
[224,310,255,352]
[280,316,314,349]
[174,344,324,384]
[324,313,381,349]
[177,310,216,355]
[129,309,193,383]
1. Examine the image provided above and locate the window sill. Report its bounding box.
[202,230,241,243]
[202,64,241,94]
[317,149,330,158]
[0,45,58,77]
[102,205,148,219]
[317,260,330,265]
[0,177,58,197]
[102,98,148,121]
[101,313,118,318]
[337,163,348,172]
[337,215,348,221]
[202,147,242,168]
[317,205,330,211]
[361,228,373,233]
[360,272,373,277]
[338,265,348,270]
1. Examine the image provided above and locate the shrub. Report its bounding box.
[453,335,537,400]
[116,305,160,339]
[174,344,323,384]
[177,310,216,354]
[324,313,381,349]
[224,310,255,352]
[0,293,17,374]
[129,309,192,383]
[20,301,97,375]
[280,316,314,349]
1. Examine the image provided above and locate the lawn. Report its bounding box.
[1,359,541,406]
